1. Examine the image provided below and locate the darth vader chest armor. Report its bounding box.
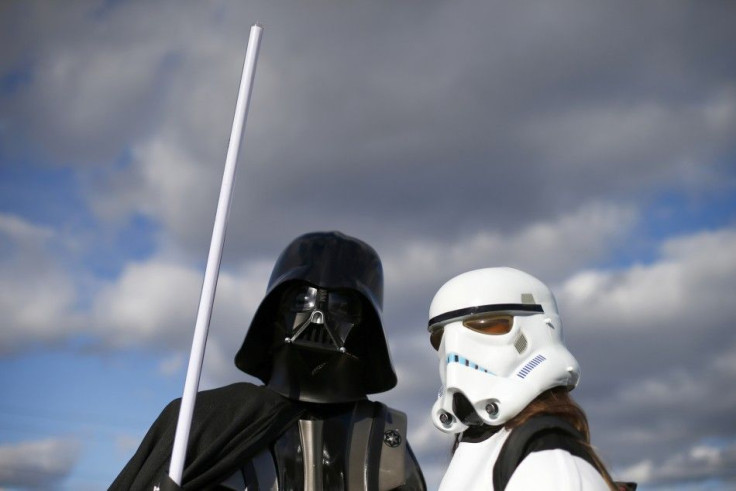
[221,400,417,491]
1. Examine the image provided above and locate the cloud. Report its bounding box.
[559,228,736,338]
[1,1,233,165]
[523,89,736,184]
[376,200,638,339]
[90,260,201,348]
[618,439,736,486]
[0,207,265,359]
[386,200,637,286]
[0,213,84,354]
[6,0,734,266]
[0,437,81,489]
[87,130,225,253]
[5,197,627,374]
[89,255,272,359]
[0,213,54,243]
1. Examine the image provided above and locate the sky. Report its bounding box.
[1,0,735,489]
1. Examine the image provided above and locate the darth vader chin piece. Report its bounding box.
[267,344,368,403]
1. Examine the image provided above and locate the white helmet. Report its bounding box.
[429,267,580,433]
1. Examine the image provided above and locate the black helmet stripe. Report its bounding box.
[428,303,543,330]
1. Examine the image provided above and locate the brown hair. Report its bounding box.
[505,387,618,490]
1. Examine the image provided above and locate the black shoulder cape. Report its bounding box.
[110,382,306,490]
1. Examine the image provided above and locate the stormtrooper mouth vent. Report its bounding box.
[452,392,484,426]
[446,353,495,375]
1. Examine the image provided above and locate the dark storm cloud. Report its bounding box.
[5,0,730,259]
[215,0,736,257]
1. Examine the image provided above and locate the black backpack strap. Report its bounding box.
[617,483,638,491]
[492,415,595,491]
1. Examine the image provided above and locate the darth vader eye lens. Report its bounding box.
[462,314,513,335]
[284,286,318,311]
[327,291,362,318]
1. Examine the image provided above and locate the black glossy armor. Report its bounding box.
[220,400,425,490]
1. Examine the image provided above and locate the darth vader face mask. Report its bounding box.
[264,283,370,402]
[279,284,363,354]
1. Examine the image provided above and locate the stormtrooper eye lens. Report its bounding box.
[463,315,512,335]
[430,329,443,350]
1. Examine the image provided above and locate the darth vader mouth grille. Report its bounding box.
[446,353,495,375]
[293,324,337,347]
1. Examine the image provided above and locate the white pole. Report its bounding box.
[168,24,263,486]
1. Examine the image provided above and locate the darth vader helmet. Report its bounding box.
[428,267,580,432]
[235,231,397,403]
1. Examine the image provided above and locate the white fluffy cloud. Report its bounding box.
[383,200,637,294]
[618,439,736,486]
[91,260,201,348]
[0,214,83,353]
[0,437,81,489]
[559,228,736,333]
[89,257,271,353]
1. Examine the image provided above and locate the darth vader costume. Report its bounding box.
[111,231,426,490]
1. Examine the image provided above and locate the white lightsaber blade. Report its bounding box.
[168,23,263,486]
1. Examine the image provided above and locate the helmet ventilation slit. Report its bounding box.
[517,354,546,379]
[514,333,528,354]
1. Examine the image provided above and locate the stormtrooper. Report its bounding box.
[112,231,426,490]
[429,267,580,432]
[427,267,623,491]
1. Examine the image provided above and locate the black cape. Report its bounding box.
[110,382,306,490]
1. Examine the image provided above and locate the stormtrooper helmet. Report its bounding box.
[428,267,580,433]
